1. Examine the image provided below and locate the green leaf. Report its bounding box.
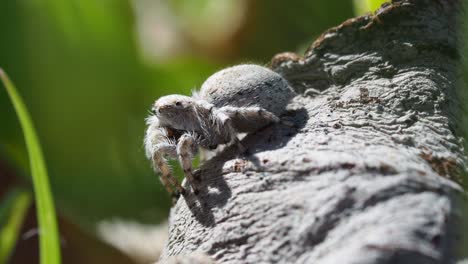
[352,0,388,15]
[0,188,32,264]
[0,69,62,264]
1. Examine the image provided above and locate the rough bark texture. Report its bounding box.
[160,0,466,263]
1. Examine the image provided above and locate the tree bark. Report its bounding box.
[160,0,466,263]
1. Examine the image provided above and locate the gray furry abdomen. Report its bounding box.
[200,64,294,116]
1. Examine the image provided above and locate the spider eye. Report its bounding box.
[175,101,182,106]
[151,108,157,114]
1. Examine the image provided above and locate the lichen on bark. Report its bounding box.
[160,0,466,263]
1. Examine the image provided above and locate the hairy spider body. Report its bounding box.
[144,64,294,198]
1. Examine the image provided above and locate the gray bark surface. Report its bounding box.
[161,0,466,263]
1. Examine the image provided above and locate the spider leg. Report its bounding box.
[152,143,185,198]
[218,106,279,130]
[216,106,279,150]
[145,118,187,199]
[177,133,200,194]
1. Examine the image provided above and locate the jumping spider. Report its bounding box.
[144,64,294,198]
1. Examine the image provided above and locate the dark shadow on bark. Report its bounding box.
[244,107,308,166]
[181,108,308,227]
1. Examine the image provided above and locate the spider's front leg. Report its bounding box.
[177,133,200,194]
[152,143,186,198]
[145,122,186,198]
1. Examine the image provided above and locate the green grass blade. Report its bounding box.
[0,188,32,264]
[0,69,62,264]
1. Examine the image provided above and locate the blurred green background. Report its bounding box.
[1,0,465,263]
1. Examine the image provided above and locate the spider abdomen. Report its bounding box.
[199,64,294,116]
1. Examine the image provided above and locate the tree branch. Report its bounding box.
[161,0,465,263]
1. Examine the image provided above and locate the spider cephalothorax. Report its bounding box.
[144,64,294,198]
